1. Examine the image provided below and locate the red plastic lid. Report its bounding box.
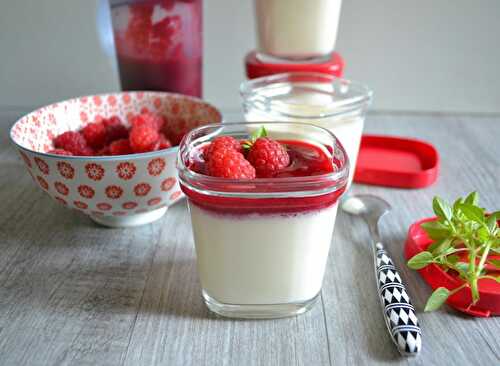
[405,217,500,317]
[245,51,344,79]
[353,134,439,188]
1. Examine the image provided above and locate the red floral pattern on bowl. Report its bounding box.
[10,92,222,227]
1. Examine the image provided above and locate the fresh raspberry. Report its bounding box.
[129,125,160,153]
[206,136,242,160]
[47,149,73,156]
[53,131,94,156]
[95,146,110,156]
[109,139,133,155]
[82,122,107,149]
[103,116,129,142]
[157,133,172,150]
[207,148,256,179]
[247,137,290,178]
[131,112,164,131]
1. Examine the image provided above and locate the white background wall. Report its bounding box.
[1,0,499,113]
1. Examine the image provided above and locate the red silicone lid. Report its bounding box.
[405,217,500,317]
[245,51,344,79]
[353,135,439,188]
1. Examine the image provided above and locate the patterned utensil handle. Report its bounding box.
[375,242,422,356]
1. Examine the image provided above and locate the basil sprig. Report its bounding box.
[407,192,500,311]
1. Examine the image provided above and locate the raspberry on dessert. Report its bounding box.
[158,133,172,150]
[207,148,256,179]
[103,116,129,142]
[47,149,73,156]
[206,136,242,160]
[82,122,107,149]
[247,137,290,178]
[129,125,160,153]
[53,131,94,156]
[109,139,132,155]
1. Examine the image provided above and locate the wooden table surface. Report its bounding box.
[0,108,499,366]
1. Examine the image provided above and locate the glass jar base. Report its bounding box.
[202,290,320,319]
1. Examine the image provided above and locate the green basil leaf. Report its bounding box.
[433,197,453,221]
[431,238,453,255]
[486,215,498,233]
[477,227,490,242]
[488,259,500,268]
[250,126,267,142]
[453,198,464,213]
[464,191,479,206]
[424,287,450,312]
[407,251,433,269]
[427,239,443,253]
[421,221,451,241]
[457,203,485,224]
[455,262,469,274]
[446,255,459,264]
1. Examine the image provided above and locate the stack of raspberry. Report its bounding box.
[201,134,290,179]
[49,112,173,156]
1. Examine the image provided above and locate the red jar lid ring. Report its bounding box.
[353,134,439,189]
[245,51,344,79]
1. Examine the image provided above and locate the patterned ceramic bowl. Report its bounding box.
[10,91,222,227]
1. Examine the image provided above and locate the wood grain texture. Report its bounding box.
[0,109,499,366]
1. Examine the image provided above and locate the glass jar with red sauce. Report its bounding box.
[110,0,202,97]
[177,122,349,318]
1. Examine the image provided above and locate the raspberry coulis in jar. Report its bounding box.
[180,139,347,215]
[112,1,202,97]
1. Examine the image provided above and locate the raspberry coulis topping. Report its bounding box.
[182,139,346,215]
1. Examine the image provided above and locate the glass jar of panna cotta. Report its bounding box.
[177,122,349,318]
[254,0,342,62]
[240,72,372,188]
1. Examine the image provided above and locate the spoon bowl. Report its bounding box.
[342,194,391,222]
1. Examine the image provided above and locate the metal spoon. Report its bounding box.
[342,194,422,356]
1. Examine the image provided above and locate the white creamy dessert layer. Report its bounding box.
[189,203,339,305]
[254,0,342,60]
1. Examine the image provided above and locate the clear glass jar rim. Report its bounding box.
[177,122,350,199]
[240,72,373,119]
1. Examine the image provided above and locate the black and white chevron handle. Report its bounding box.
[375,242,422,355]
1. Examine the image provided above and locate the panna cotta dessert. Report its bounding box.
[254,0,343,62]
[241,72,372,187]
[177,122,349,318]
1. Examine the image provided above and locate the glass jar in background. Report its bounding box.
[254,0,342,62]
[240,72,372,188]
[110,0,202,97]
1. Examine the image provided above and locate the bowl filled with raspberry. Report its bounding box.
[9,91,222,227]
